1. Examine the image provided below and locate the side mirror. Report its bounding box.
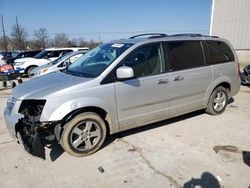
[116,66,134,80]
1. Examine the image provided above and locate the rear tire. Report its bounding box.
[206,86,228,115]
[60,112,107,157]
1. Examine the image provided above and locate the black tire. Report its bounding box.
[18,79,23,84]
[11,81,16,88]
[3,81,7,88]
[60,112,107,157]
[206,86,228,115]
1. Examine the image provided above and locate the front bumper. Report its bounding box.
[14,66,25,73]
[4,107,23,139]
[4,101,50,159]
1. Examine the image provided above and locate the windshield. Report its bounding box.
[34,50,49,59]
[65,43,132,78]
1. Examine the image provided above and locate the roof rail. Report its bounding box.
[129,33,167,39]
[170,33,202,37]
[207,35,219,38]
[170,33,219,38]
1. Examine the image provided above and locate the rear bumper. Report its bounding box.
[230,78,241,97]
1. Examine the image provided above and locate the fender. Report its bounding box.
[40,96,119,133]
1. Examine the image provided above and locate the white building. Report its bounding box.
[210,0,250,65]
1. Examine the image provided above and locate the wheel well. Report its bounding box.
[216,82,231,93]
[25,65,38,73]
[61,106,111,134]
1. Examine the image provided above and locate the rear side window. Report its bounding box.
[205,40,235,65]
[167,41,204,71]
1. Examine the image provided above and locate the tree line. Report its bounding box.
[0,24,101,52]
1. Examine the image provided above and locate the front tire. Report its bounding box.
[27,66,36,78]
[206,86,228,115]
[60,112,107,157]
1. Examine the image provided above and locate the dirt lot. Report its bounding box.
[0,82,250,188]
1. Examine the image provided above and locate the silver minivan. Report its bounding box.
[4,33,241,158]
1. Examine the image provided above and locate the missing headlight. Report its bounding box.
[16,99,48,159]
[19,100,46,121]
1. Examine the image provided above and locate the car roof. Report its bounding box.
[113,33,226,45]
[21,50,41,53]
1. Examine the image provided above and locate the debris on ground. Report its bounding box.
[213,145,241,154]
[128,148,137,152]
[98,166,105,173]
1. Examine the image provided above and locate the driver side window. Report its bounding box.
[123,43,165,78]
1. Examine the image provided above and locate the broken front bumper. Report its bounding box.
[3,99,55,159]
[4,108,45,159]
[4,107,22,139]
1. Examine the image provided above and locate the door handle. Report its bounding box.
[156,79,168,84]
[173,76,184,81]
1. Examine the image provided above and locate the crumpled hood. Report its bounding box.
[12,71,93,99]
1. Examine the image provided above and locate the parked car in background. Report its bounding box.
[4,33,240,159]
[240,64,250,85]
[11,51,20,59]
[0,51,13,59]
[30,50,87,78]
[6,50,41,64]
[0,64,13,72]
[0,54,6,65]
[14,47,89,77]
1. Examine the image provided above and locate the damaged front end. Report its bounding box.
[15,100,57,159]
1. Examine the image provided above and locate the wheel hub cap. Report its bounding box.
[70,120,101,151]
[213,91,226,112]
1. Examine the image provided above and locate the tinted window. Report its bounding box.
[122,43,165,77]
[46,51,61,58]
[167,41,204,71]
[205,41,234,65]
[61,50,73,55]
[16,53,24,58]
[34,50,62,59]
[28,51,41,57]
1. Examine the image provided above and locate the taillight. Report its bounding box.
[237,63,240,78]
